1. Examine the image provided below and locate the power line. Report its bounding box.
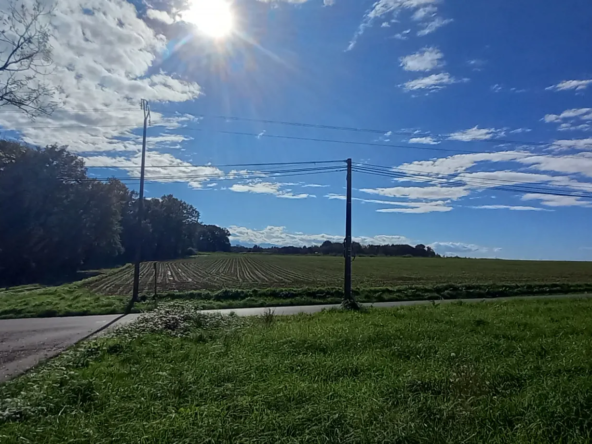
[78,166,347,183]
[188,128,547,155]
[87,159,346,169]
[354,162,592,195]
[1,114,549,151]
[352,166,592,201]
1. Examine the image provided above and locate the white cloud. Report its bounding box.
[518,153,592,178]
[544,108,592,132]
[401,73,467,92]
[228,225,410,247]
[83,152,224,188]
[521,194,592,208]
[544,109,592,123]
[324,0,335,5]
[546,80,592,92]
[360,186,470,200]
[302,183,330,188]
[448,126,504,141]
[347,0,448,51]
[229,181,314,199]
[397,151,530,176]
[325,193,453,213]
[146,9,174,25]
[409,136,439,145]
[430,242,500,255]
[509,128,532,134]
[470,205,551,212]
[417,17,453,36]
[551,138,592,151]
[381,22,391,27]
[230,228,497,257]
[400,47,444,72]
[393,29,411,40]
[0,0,201,156]
[376,203,452,213]
[412,5,437,21]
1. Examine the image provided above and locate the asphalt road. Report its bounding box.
[1,294,590,381]
[0,314,135,381]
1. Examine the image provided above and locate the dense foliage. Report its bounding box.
[232,240,439,257]
[0,141,230,284]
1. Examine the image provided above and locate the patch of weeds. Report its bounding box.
[114,302,246,339]
[261,308,275,327]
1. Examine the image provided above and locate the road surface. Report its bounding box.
[1,294,590,381]
[0,314,136,381]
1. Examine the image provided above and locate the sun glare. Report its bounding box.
[182,0,234,38]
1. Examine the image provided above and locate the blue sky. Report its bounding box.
[2,0,592,259]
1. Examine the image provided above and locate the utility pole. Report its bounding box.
[131,99,151,303]
[344,158,353,305]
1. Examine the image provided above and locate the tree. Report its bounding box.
[0,143,124,283]
[0,0,55,116]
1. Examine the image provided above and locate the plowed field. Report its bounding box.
[85,255,332,295]
[83,254,592,296]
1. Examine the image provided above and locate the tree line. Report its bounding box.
[0,141,230,285]
[232,241,439,257]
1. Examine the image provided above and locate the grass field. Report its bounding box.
[2,298,592,442]
[85,254,592,295]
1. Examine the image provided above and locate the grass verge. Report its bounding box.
[1,281,592,319]
[0,285,131,319]
[152,282,592,307]
[1,298,592,442]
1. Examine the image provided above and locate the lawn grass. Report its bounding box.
[0,285,130,319]
[1,298,592,442]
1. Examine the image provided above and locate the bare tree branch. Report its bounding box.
[0,0,56,117]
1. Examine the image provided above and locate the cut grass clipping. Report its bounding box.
[2,298,592,442]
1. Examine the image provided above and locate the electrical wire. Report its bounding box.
[353,162,592,195]
[88,159,347,169]
[76,166,347,183]
[352,166,592,201]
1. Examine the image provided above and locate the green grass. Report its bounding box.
[0,285,131,319]
[2,298,592,442]
[2,280,592,319]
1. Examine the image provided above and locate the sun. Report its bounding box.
[181,0,234,38]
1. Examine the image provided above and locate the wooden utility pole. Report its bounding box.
[344,158,353,303]
[131,99,150,303]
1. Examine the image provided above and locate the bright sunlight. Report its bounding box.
[181,0,234,38]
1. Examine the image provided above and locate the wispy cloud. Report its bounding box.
[448,126,505,141]
[470,205,551,212]
[417,17,453,36]
[400,47,444,72]
[551,138,592,151]
[409,136,440,145]
[543,108,592,132]
[401,73,467,92]
[360,186,470,200]
[430,242,501,255]
[326,193,453,213]
[83,152,223,189]
[546,80,592,93]
[347,0,449,51]
[521,194,592,208]
[229,181,315,199]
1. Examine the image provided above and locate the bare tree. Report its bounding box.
[0,1,55,117]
